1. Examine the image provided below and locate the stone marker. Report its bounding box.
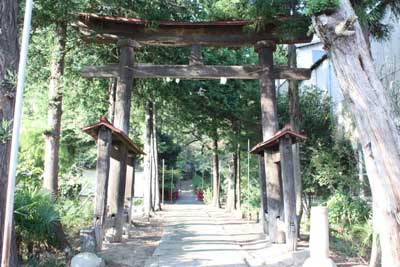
[303,206,336,267]
[71,252,105,267]
[80,228,97,253]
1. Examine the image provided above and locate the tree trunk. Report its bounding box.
[43,22,67,196]
[312,1,400,265]
[0,0,19,265]
[143,101,153,217]
[226,152,236,212]
[152,102,160,211]
[235,144,241,211]
[288,44,303,236]
[108,78,117,123]
[212,138,220,208]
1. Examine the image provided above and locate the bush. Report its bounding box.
[327,192,372,258]
[203,187,213,204]
[305,0,340,15]
[14,189,60,250]
[57,197,93,233]
[327,192,370,229]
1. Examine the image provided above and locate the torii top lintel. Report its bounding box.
[76,13,312,47]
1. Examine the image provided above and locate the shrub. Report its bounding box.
[305,0,340,15]
[14,189,60,249]
[203,187,213,204]
[327,192,370,229]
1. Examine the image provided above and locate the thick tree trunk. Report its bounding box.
[0,0,19,265]
[288,44,303,236]
[312,1,400,265]
[143,101,153,217]
[152,102,160,211]
[43,22,67,196]
[226,152,236,212]
[212,138,220,208]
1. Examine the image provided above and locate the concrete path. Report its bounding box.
[145,181,262,267]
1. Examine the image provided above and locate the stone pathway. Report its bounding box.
[145,182,250,267]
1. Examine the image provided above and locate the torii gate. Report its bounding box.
[76,13,312,246]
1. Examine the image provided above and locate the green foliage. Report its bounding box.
[203,187,213,205]
[304,0,340,15]
[327,192,370,227]
[57,197,93,232]
[327,192,372,257]
[14,189,60,246]
[0,119,12,144]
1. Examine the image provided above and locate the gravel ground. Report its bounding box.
[100,216,164,267]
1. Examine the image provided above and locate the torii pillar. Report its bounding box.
[107,39,139,242]
[255,40,282,243]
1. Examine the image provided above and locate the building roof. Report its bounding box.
[83,116,145,156]
[250,124,306,154]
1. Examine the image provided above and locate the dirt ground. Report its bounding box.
[100,215,164,267]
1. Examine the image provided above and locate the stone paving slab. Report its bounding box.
[145,182,309,267]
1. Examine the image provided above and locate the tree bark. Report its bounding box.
[108,78,117,123]
[143,100,153,217]
[0,0,19,265]
[43,22,67,196]
[288,44,303,237]
[235,144,241,211]
[312,1,400,265]
[226,152,236,213]
[152,102,160,211]
[212,138,220,208]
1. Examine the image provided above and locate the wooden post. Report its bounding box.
[93,126,111,250]
[113,145,128,241]
[107,39,138,242]
[280,134,297,251]
[125,159,136,225]
[256,40,281,243]
[258,154,268,234]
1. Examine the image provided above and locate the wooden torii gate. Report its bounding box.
[76,13,312,246]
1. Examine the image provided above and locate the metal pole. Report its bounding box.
[1,1,33,266]
[247,139,251,222]
[171,168,174,202]
[162,159,165,205]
